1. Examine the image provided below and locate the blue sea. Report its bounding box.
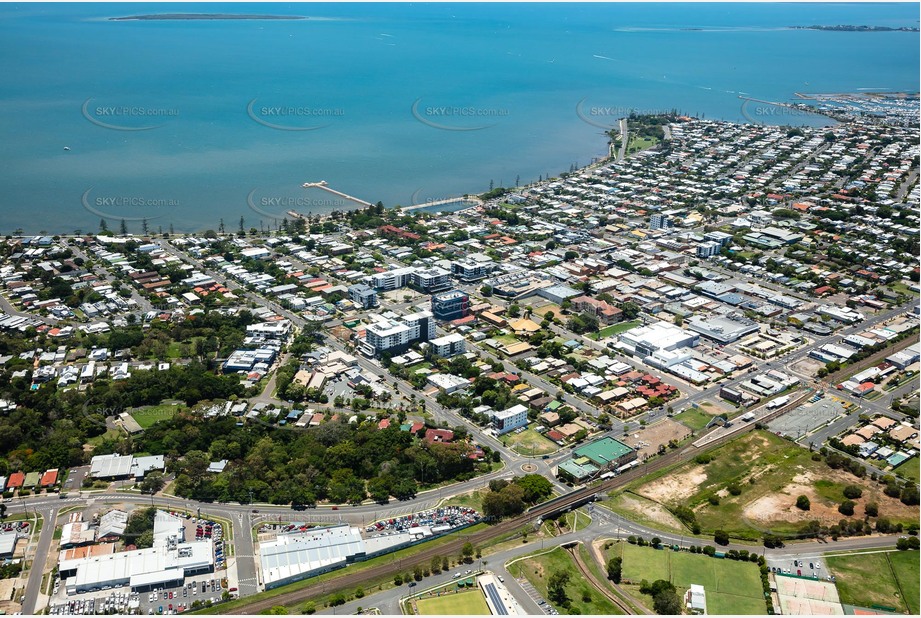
[0,3,918,233]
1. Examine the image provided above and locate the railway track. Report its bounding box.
[565,544,637,615]
[224,394,812,614]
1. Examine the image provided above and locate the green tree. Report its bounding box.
[714,529,729,546]
[842,485,862,500]
[268,606,287,615]
[547,570,571,606]
[139,471,165,495]
[653,590,683,615]
[796,495,811,511]
[607,557,622,583]
[838,500,855,516]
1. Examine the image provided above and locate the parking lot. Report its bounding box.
[363,506,480,538]
[49,576,226,615]
[767,397,847,440]
[767,556,833,583]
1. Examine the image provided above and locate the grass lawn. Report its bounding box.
[590,320,641,340]
[894,456,919,484]
[442,489,486,513]
[674,407,716,432]
[416,590,490,615]
[130,404,182,429]
[888,551,920,615]
[503,427,557,456]
[826,552,906,612]
[516,547,624,615]
[86,427,123,447]
[626,135,658,154]
[614,543,765,614]
[618,543,669,584]
[889,281,919,297]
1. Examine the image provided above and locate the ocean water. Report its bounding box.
[0,2,918,234]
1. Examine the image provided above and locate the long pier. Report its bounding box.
[400,196,482,213]
[301,180,373,208]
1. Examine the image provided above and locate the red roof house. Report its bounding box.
[7,472,24,489]
[40,469,59,487]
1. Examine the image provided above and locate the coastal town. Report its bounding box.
[0,93,918,617]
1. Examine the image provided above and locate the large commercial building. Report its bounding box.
[89,454,165,481]
[489,404,529,435]
[371,267,416,291]
[59,511,213,595]
[428,333,466,358]
[451,259,494,282]
[410,267,452,293]
[649,213,671,230]
[260,525,365,590]
[618,322,699,358]
[431,289,470,321]
[360,311,435,357]
[571,296,622,325]
[347,284,378,309]
[685,314,760,344]
[557,437,636,483]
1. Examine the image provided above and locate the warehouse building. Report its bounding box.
[685,314,760,345]
[618,321,699,357]
[59,511,213,595]
[260,525,365,590]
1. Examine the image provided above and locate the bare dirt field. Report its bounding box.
[743,467,919,526]
[638,465,708,503]
[622,419,691,460]
[615,493,686,530]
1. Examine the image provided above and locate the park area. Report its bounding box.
[589,320,641,340]
[414,587,490,615]
[514,546,624,615]
[826,550,920,614]
[605,430,919,541]
[609,542,766,614]
[502,427,558,456]
[129,403,181,429]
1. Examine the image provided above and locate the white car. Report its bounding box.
[498,576,504,583]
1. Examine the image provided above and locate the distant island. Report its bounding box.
[110,13,306,21]
[791,25,919,32]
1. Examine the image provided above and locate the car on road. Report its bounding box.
[453,573,461,579]
[498,576,504,583]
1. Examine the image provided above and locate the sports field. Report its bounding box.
[613,543,765,614]
[889,550,920,615]
[415,589,490,615]
[826,551,913,613]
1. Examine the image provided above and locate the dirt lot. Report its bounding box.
[615,492,686,530]
[638,465,708,503]
[791,357,825,378]
[742,468,919,526]
[622,419,691,460]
